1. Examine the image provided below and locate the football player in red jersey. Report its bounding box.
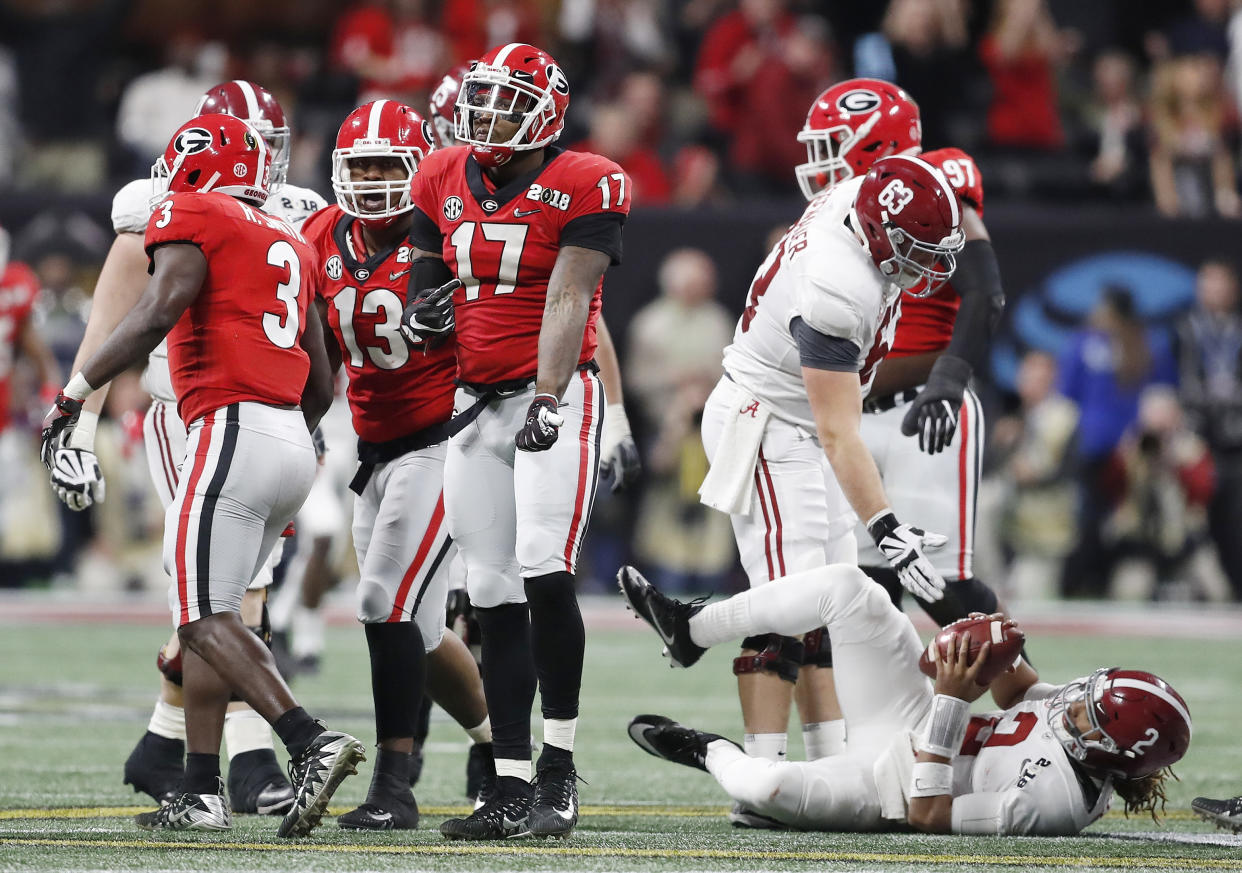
[0,226,59,440]
[41,114,363,838]
[300,98,497,829]
[403,44,630,840]
[47,81,328,818]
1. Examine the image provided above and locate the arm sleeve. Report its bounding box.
[943,239,1005,372]
[408,205,443,254]
[560,211,625,265]
[791,316,862,371]
[951,790,1072,835]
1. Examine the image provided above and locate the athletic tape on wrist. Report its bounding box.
[909,761,954,798]
[919,694,970,758]
[64,372,95,402]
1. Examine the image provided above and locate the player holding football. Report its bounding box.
[301,98,495,829]
[402,44,630,839]
[621,564,1192,835]
[45,81,328,817]
[41,114,363,837]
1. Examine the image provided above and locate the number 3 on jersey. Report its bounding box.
[450,221,528,300]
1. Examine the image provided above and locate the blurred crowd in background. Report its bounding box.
[2,0,1242,606]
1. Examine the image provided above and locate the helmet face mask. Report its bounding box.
[332,100,435,227]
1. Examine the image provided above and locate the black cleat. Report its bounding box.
[277,729,366,838]
[440,784,532,840]
[135,777,231,831]
[729,800,790,830]
[466,742,497,810]
[627,714,736,772]
[528,763,582,839]
[338,795,419,830]
[123,731,184,805]
[617,566,707,668]
[227,748,295,815]
[1193,795,1242,833]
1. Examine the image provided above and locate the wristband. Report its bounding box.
[909,761,954,798]
[63,372,96,402]
[66,410,99,451]
[533,393,560,408]
[865,509,898,547]
[919,693,970,758]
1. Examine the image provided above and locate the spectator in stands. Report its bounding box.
[626,248,736,592]
[879,0,972,149]
[978,349,1079,601]
[1057,286,1178,597]
[1147,0,1230,62]
[558,0,674,99]
[1081,49,1147,198]
[978,0,1072,151]
[1175,259,1242,597]
[1148,53,1239,218]
[114,29,226,173]
[572,103,672,206]
[328,0,394,100]
[441,0,542,67]
[1101,386,1227,601]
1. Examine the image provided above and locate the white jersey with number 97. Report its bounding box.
[110,178,327,403]
[721,177,901,432]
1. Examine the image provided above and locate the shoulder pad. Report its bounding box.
[111,179,155,235]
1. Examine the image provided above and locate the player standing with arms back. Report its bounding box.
[403,43,630,840]
[41,114,363,838]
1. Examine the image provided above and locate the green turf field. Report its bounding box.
[2,600,1241,872]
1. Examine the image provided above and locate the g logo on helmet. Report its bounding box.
[444,195,464,221]
[877,179,914,215]
[545,64,570,96]
[836,89,881,114]
[173,127,213,155]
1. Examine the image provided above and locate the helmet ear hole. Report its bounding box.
[186,169,201,185]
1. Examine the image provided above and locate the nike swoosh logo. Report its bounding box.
[371,811,393,821]
[554,801,576,821]
[389,270,410,280]
[650,610,678,648]
[514,208,540,217]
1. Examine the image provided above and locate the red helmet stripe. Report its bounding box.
[233,80,261,123]
[1110,677,1193,735]
[368,99,388,140]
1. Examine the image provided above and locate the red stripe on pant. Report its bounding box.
[154,404,177,496]
[753,469,775,581]
[388,493,446,622]
[175,414,215,625]
[957,400,971,579]
[757,449,785,577]
[562,371,596,572]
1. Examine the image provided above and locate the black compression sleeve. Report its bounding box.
[408,206,442,253]
[561,211,625,264]
[790,316,862,371]
[944,239,1005,372]
[407,255,453,298]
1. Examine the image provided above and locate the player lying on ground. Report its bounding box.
[619,565,1191,835]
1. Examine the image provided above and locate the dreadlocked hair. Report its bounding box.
[1114,767,1178,823]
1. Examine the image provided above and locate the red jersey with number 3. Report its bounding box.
[887,147,985,358]
[145,192,315,426]
[408,145,630,384]
[301,205,456,443]
[0,261,40,432]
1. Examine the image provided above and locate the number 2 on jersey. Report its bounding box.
[450,221,529,300]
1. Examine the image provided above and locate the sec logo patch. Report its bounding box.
[325,255,343,280]
[444,196,464,221]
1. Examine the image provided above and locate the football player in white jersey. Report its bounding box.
[621,564,1192,835]
[696,153,962,823]
[45,81,327,816]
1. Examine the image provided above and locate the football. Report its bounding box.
[917,617,1025,687]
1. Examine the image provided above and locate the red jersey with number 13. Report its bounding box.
[887,147,985,358]
[302,204,456,443]
[409,146,630,385]
[145,191,315,426]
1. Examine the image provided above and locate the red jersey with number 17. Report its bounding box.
[408,145,630,385]
[301,204,456,444]
[144,191,316,426]
[887,147,986,358]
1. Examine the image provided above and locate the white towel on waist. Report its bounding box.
[873,729,919,822]
[698,382,770,516]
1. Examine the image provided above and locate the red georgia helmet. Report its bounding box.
[853,155,962,297]
[429,64,469,148]
[195,80,291,190]
[152,114,272,206]
[454,43,570,168]
[796,78,922,201]
[1048,668,1192,780]
[332,99,436,226]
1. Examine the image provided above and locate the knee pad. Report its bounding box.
[465,567,522,610]
[735,634,803,684]
[801,627,833,669]
[156,643,183,686]
[356,579,396,624]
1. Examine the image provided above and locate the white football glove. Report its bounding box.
[50,446,106,511]
[600,403,641,492]
[866,510,946,602]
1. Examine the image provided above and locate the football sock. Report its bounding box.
[148,699,186,742]
[537,742,573,772]
[802,719,846,759]
[223,709,273,759]
[291,605,325,660]
[183,752,221,795]
[273,707,323,760]
[474,603,536,765]
[364,622,425,742]
[689,590,754,647]
[524,572,584,721]
[465,716,492,745]
[743,732,787,762]
[694,567,846,646]
[366,747,413,801]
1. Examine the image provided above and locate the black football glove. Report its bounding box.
[400,278,460,346]
[311,426,327,464]
[901,354,972,455]
[40,392,84,469]
[600,402,641,491]
[515,393,564,452]
[867,510,947,602]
